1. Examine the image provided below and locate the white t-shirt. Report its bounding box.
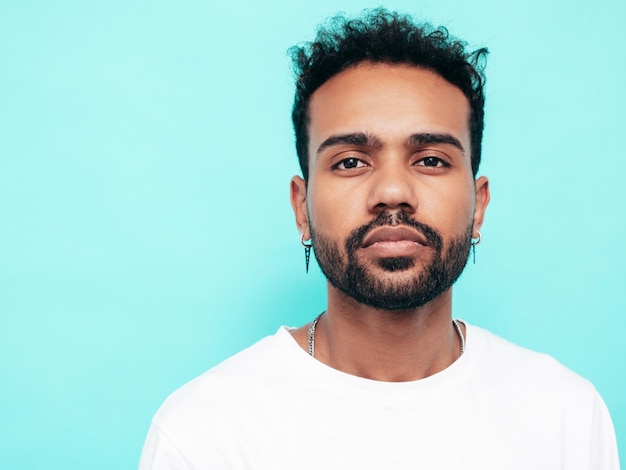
[139,323,619,469]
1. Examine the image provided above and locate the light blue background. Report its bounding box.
[1,0,624,468]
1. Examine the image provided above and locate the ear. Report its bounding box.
[290,176,311,240]
[472,176,490,237]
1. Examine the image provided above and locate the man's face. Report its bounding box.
[291,63,489,310]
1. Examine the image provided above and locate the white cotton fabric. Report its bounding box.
[139,323,619,470]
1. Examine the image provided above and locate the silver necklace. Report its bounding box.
[307,313,466,357]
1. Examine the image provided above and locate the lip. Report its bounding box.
[361,226,429,249]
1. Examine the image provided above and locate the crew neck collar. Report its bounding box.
[270,322,480,406]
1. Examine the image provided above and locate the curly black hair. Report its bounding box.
[289,8,488,180]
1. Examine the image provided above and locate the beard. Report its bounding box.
[311,211,473,311]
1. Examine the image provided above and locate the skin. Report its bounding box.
[290,62,490,382]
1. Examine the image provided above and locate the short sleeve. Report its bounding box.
[588,391,620,470]
[139,424,193,470]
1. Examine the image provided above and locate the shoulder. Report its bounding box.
[140,330,297,469]
[466,323,598,404]
[150,327,294,433]
[465,324,619,467]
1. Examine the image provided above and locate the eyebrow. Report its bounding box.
[316,131,465,155]
[316,132,381,154]
[408,133,465,153]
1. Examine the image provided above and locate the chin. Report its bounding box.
[376,256,416,272]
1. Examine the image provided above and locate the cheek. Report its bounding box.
[308,196,342,235]
[422,186,475,231]
[308,185,361,237]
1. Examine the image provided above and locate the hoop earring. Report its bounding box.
[470,230,482,265]
[300,233,312,273]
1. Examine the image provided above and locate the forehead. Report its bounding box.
[307,63,471,155]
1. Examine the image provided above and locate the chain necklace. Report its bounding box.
[307,312,466,358]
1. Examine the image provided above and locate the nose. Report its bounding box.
[366,159,418,215]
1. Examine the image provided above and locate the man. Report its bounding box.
[140,9,619,469]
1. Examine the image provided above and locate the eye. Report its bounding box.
[333,157,368,170]
[415,156,450,168]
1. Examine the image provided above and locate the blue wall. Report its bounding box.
[1,1,624,467]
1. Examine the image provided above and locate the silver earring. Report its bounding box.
[300,233,312,273]
[470,230,482,264]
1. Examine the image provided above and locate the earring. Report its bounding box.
[300,233,312,273]
[470,230,482,264]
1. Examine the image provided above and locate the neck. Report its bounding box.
[309,284,463,382]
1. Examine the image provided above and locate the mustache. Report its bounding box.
[345,211,443,255]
